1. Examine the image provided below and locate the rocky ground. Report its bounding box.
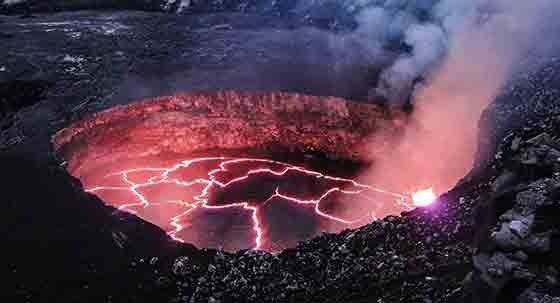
[0,0,358,30]
[2,6,560,303]
[465,115,560,302]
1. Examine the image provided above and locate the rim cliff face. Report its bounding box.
[52,90,404,177]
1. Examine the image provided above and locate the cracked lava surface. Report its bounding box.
[53,91,436,252]
[84,156,423,252]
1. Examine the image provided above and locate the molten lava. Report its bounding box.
[85,156,414,252]
[52,91,421,252]
[411,188,437,207]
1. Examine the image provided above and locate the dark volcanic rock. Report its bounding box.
[465,115,560,303]
[0,0,355,30]
[0,0,438,32]
[2,150,190,302]
[0,0,166,14]
[0,80,52,119]
[477,57,560,171]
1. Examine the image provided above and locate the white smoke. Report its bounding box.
[375,22,447,102]
[355,0,560,196]
[313,0,557,105]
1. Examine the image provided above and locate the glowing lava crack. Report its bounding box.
[52,91,433,252]
[85,157,423,251]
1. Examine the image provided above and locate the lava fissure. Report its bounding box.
[86,157,427,251]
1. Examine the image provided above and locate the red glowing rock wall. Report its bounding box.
[53,91,403,176]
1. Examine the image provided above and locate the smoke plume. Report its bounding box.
[353,0,560,195]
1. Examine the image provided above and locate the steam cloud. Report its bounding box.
[349,0,560,195]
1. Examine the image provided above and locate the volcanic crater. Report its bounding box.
[53,90,413,252]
